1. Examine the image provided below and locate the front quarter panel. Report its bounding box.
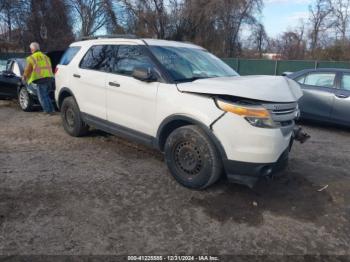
[154,84,223,135]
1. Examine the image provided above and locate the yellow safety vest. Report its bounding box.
[26,51,54,84]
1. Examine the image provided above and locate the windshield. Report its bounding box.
[149,46,239,82]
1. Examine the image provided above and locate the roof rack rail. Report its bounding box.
[78,34,138,41]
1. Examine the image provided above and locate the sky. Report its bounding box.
[262,0,313,37]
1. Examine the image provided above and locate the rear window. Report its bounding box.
[59,46,81,65]
[79,45,115,72]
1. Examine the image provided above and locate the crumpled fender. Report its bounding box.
[177,75,303,103]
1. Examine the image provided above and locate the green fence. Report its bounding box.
[222,58,350,75]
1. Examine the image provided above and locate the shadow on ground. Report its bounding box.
[190,172,333,226]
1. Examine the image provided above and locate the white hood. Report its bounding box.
[177,75,303,103]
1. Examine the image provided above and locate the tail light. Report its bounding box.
[54,67,59,74]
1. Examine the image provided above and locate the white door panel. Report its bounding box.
[71,69,107,119]
[106,74,159,135]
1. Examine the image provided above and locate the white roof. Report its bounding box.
[71,37,204,49]
[143,39,204,49]
[71,38,144,47]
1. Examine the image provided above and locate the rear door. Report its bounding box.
[331,72,350,126]
[70,45,113,119]
[296,71,337,122]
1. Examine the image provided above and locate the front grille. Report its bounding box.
[263,102,298,122]
[263,102,298,136]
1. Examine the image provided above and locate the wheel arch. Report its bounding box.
[156,115,227,159]
[16,83,26,95]
[57,87,76,110]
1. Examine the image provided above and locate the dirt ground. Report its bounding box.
[0,99,349,257]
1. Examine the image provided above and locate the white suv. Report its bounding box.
[55,36,304,189]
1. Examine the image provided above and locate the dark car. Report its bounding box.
[287,68,350,127]
[0,58,26,99]
[0,51,64,111]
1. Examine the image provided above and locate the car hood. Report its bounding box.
[176,75,303,103]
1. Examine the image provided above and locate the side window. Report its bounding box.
[80,45,114,72]
[304,73,336,88]
[112,45,154,76]
[341,74,350,91]
[59,46,81,65]
[12,62,21,77]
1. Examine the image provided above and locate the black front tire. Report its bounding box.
[164,125,223,189]
[18,87,34,112]
[61,96,89,137]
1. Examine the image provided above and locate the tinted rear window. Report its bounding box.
[79,45,115,72]
[59,46,81,65]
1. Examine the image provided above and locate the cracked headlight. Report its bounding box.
[216,99,280,128]
[245,117,280,128]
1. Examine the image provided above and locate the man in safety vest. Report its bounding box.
[22,42,55,114]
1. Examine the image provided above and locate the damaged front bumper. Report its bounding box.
[223,126,310,188]
[293,126,310,144]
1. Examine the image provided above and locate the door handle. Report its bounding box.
[73,74,81,78]
[335,94,349,99]
[109,81,120,87]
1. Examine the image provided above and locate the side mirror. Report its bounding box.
[132,67,157,82]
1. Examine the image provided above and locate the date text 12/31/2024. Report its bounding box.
[127,256,220,261]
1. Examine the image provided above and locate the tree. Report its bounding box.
[27,0,74,51]
[279,30,306,60]
[68,0,109,36]
[309,0,333,57]
[217,0,263,57]
[165,0,262,57]
[0,0,30,50]
[103,0,124,34]
[251,23,268,57]
[331,0,350,41]
[0,0,24,41]
[121,0,169,38]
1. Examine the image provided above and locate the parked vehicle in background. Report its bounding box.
[0,59,26,99]
[55,36,306,189]
[288,68,350,127]
[0,51,64,111]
